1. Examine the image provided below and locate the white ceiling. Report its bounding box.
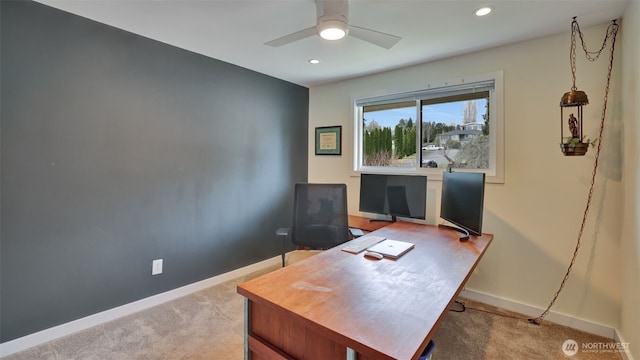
[36,0,629,87]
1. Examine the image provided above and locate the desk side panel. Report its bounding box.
[249,299,347,360]
[248,334,295,360]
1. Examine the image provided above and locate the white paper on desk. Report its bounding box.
[366,239,414,259]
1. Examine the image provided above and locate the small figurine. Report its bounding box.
[568,113,579,138]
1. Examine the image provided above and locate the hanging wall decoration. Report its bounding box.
[530,17,619,326]
[559,17,618,156]
[315,126,342,155]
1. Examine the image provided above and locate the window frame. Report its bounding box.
[353,71,504,183]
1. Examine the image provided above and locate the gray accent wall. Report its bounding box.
[0,1,308,342]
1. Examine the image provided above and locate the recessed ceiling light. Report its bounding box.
[475,6,493,16]
[309,59,320,64]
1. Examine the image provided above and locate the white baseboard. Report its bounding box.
[460,288,616,338]
[614,329,635,360]
[0,256,281,358]
[460,288,638,360]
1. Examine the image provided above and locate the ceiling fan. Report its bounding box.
[264,0,401,49]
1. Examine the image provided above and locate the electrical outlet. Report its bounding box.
[152,259,163,275]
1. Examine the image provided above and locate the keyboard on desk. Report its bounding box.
[341,235,386,254]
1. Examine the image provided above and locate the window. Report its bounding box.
[354,72,503,182]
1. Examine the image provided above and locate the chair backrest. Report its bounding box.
[290,183,349,249]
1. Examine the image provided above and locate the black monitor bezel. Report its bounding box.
[439,170,485,237]
[358,173,427,221]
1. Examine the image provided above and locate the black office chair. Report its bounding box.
[277,183,350,266]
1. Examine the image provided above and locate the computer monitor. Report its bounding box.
[359,174,427,222]
[439,170,486,241]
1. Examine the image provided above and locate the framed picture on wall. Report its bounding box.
[315,126,342,155]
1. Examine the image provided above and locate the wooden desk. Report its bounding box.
[348,215,391,232]
[238,222,493,360]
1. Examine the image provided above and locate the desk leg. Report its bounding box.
[244,298,252,360]
[347,347,358,360]
[281,237,286,267]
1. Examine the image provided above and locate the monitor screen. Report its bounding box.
[359,174,427,221]
[440,170,485,236]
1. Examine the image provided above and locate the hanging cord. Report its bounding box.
[528,18,619,325]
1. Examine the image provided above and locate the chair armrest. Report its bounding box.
[277,228,290,268]
[349,228,364,237]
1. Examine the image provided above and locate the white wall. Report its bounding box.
[620,0,640,357]
[309,22,627,331]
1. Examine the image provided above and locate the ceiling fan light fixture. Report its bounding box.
[474,6,493,16]
[264,0,401,48]
[317,20,348,40]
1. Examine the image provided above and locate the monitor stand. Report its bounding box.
[369,215,397,223]
[438,224,470,241]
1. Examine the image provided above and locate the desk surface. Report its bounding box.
[238,221,493,360]
[348,215,391,232]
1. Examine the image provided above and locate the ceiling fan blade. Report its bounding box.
[264,27,316,47]
[349,25,401,49]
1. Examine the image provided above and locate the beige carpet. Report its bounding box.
[431,300,623,360]
[3,264,623,360]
